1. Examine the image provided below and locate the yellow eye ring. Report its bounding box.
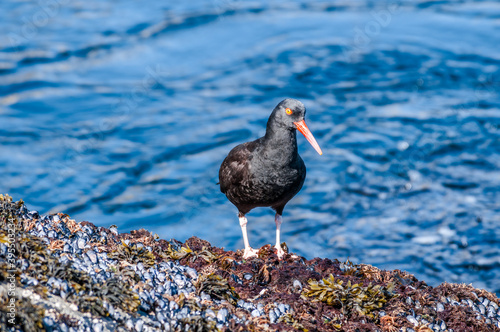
[285,108,293,115]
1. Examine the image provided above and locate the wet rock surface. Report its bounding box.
[1,195,499,332]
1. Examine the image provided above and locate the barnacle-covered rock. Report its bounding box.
[0,287,45,332]
[1,195,500,332]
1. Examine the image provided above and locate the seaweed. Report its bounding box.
[278,313,310,331]
[256,264,272,285]
[0,194,24,222]
[196,273,239,306]
[166,243,195,261]
[74,277,141,315]
[178,314,219,332]
[216,255,236,271]
[166,243,219,264]
[0,293,45,332]
[0,196,140,320]
[2,194,500,332]
[75,295,108,316]
[99,277,141,312]
[338,259,385,281]
[303,274,395,318]
[196,247,219,264]
[108,240,156,268]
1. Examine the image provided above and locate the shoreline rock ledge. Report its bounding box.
[1,194,499,332]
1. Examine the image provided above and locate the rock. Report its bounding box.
[406,315,418,326]
[1,195,499,332]
[86,250,98,264]
[269,310,277,323]
[293,279,302,291]
[217,308,228,323]
[135,319,144,332]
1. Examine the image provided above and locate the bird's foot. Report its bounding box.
[242,247,259,259]
[275,244,285,260]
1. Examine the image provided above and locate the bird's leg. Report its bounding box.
[239,213,258,259]
[274,213,285,259]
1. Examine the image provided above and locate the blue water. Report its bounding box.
[1,0,499,295]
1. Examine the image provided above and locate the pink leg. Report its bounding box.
[239,214,258,259]
[275,213,285,259]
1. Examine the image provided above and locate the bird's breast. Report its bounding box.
[248,157,305,200]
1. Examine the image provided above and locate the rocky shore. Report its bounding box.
[1,194,499,332]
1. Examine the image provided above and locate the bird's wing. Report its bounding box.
[218,141,258,194]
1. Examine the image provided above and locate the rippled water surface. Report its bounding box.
[1,0,499,294]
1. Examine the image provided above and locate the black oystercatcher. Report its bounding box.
[219,99,322,259]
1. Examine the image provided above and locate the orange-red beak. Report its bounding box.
[294,120,323,155]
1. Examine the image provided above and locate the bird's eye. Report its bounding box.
[285,108,293,115]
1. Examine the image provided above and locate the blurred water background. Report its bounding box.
[1,0,499,295]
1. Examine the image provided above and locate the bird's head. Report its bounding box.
[269,98,323,155]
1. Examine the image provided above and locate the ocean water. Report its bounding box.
[1,0,499,295]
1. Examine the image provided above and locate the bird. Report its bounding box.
[218,98,322,259]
